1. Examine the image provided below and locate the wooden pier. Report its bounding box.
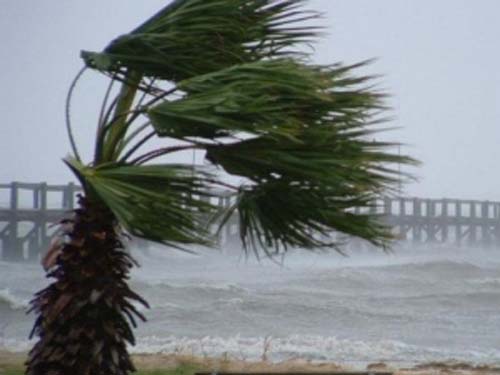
[0,182,81,261]
[1,182,499,262]
[364,197,500,247]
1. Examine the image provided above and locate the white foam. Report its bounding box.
[4,334,500,366]
[131,334,500,365]
[0,289,29,311]
[139,280,247,292]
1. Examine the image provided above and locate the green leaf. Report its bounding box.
[74,162,220,248]
[148,59,380,141]
[206,128,416,252]
[81,0,319,81]
[231,181,392,252]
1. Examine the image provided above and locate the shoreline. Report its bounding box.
[2,350,499,375]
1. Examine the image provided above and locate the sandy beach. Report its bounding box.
[1,350,500,375]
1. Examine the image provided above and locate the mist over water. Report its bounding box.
[1,244,500,366]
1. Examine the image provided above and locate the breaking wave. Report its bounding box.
[0,289,29,311]
[132,334,500,366]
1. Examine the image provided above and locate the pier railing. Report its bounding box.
[1,182,499,262]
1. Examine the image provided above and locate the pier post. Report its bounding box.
[441,200,448,242]
[33,185,40,209]
[481,201,491,247]
[39,183,50,254]
[455,201,462,246]
[3,182,23,261]
[426,199,436,242]
[398,198,406,240]
[383,197,391,216]
[413,198,422,243]
[63,182,76,209]
[468,202,477,245]
[494,204,500,246]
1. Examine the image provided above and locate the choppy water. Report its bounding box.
[1,244,500,366]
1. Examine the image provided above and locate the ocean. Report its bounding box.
[1,244,500,367]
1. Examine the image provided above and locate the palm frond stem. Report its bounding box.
[117,120,153,152]
[106,84,178,162]
[94,76,117,163]
[119,130,156,163]
[101,70,177,99]
[98,74,116,129]
[100,70,155,93]
[94,95,119,164]
[95,108,146,162]
[135,78,157,108]
[65,66,87,162]
[205,179,239,191]
[115,77,159,142]
[111,107,149,161]
[131,144,204,165]
[102,71,142,162]
[140,86,179,109]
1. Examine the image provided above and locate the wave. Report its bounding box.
[131,334,500,365]
[3,334,500,365]
[133,280,249,294]
[468,277,500,286]
[0,289,29,311]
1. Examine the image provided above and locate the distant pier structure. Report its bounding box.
[0,182,81,262]
[1,182,500,262]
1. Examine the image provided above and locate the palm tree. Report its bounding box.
[26,0,415,374]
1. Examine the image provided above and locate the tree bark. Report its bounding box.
[26,195,148,375]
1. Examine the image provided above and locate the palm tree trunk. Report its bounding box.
[26,195,148,375]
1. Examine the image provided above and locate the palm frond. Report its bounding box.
[81,0,319,81]
[66,158,219,248]
[206,133,415,187]
[147,59,379,141]
[143,57,417,252]
[234,181,392,252]
[207,132,416,251]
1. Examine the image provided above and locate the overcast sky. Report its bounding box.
[1,1,499,200]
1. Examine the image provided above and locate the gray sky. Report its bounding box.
[1,1,499,200]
